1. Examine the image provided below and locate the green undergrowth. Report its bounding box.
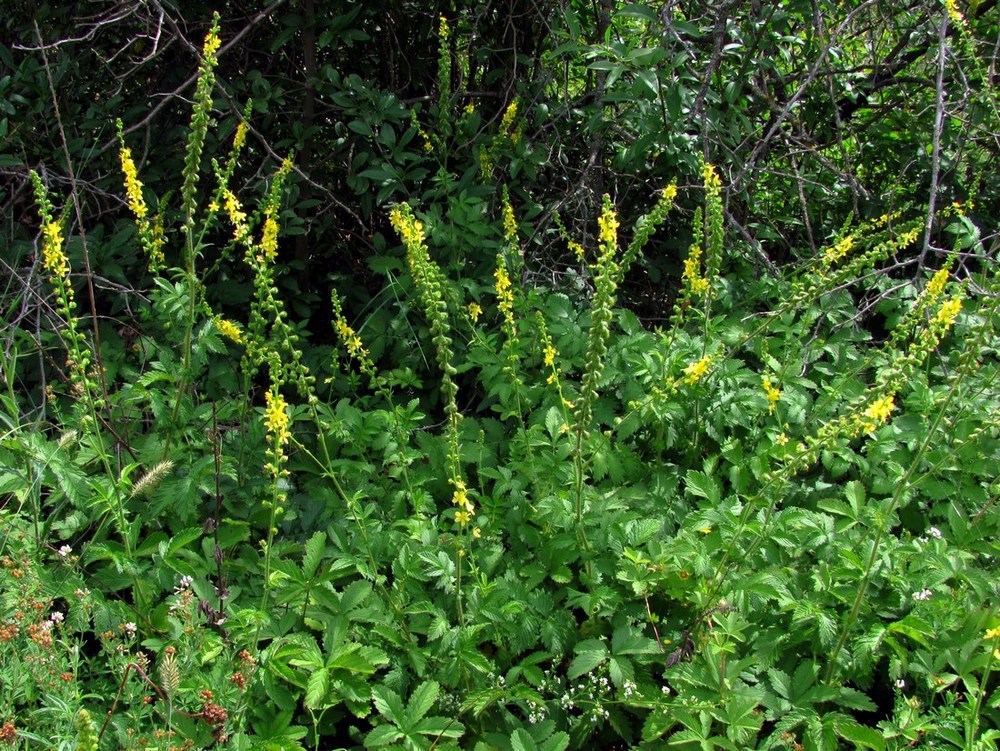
[2,17,999,751]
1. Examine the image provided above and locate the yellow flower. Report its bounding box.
[119,147,148,220]
[500,100,518,136]
[260,215,279,261]
[233,121,248,151]
[223,189,250,244]
[467,302,482,322]
[494,259,515,328]
[823,235,854,266]
[568,239,585,262]
[683,356,712,385]
[682,243,709,296]
[454,509,471,526]
[543,343,556,368]
[215,319,243,344]
[598,204,620,250]
[860,395,895,434]
[389,205,426,249]
[702,162,722,191]
[926,268,949,302]
[944,0,967,28]
[451,480,473,511]
[502,200,517,244]
[472,526,481,538]
[699,526,712,535]
[263,390,290,447]
[762,376,781,414]
[933,297,962,327]
[662,184,678,202]
[775,432,789,446]
[202,26,222,59]
[42,221,69,278]
[985,626,1000,640]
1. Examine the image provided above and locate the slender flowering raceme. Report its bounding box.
[215,319,243,344]
[264,389,290,449]
[261,216,279,261]
[762,376,781,414]
[42,221,68,278]
[861,395,895,434]
[934,297,962,327]
[683,355,712,385]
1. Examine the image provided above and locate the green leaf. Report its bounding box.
[405,681,439,725]
[835,718,885,751]
[302,530,326,578]
[511,728,536,751]
[685,470,720,503]
[305,667,330,709]
[372,685,406,725]
[365,724,403,748]
[568,639,609,679]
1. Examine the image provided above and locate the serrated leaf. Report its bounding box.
[685,470,720,503]
[568,639,608,679]
[372,686,406,725]
[511,727,536,751]
[405,681,439,725]
[835,718,885,750]
[305,667,329,709]
[540,731,569,751]
[302,531,326,578]
[364,723,403,748]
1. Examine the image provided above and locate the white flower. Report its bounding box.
[912,588,932,601]
[57,545,72,558]
[895,679,906,689]
[123,621,137,636]
[49,611,64,624]
[927,527,942,539]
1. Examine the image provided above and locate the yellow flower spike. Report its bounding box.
[263,389,290,448]
[119,147,148,220]
[202,24,222,59]
[223,189,250,244]
[683,355,712,385]
[762,376,781,414]
[233,121,248,151]
[500,99,518,136]
[860,395,895,434]
[543,343,556,368]
[823,235,854,266]
[42,221,69,278]
[494,258,515,332]
[933,297,962,328]
[467,302,482,322]
[925,268,949,302]
[260,215,279,261]
[502,199,518,244]
[215,319,243,344]
[598,203,620,251]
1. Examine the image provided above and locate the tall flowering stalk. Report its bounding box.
[117,120,166,273]
[30,173,132,560]
[390,203,470,620]
[258,374,291,615]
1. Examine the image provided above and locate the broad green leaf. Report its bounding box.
[405,681,439,725]
[372,686,406,726]
[302,530,326,578]
[305,667,330,709]
[835,718,885,751]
